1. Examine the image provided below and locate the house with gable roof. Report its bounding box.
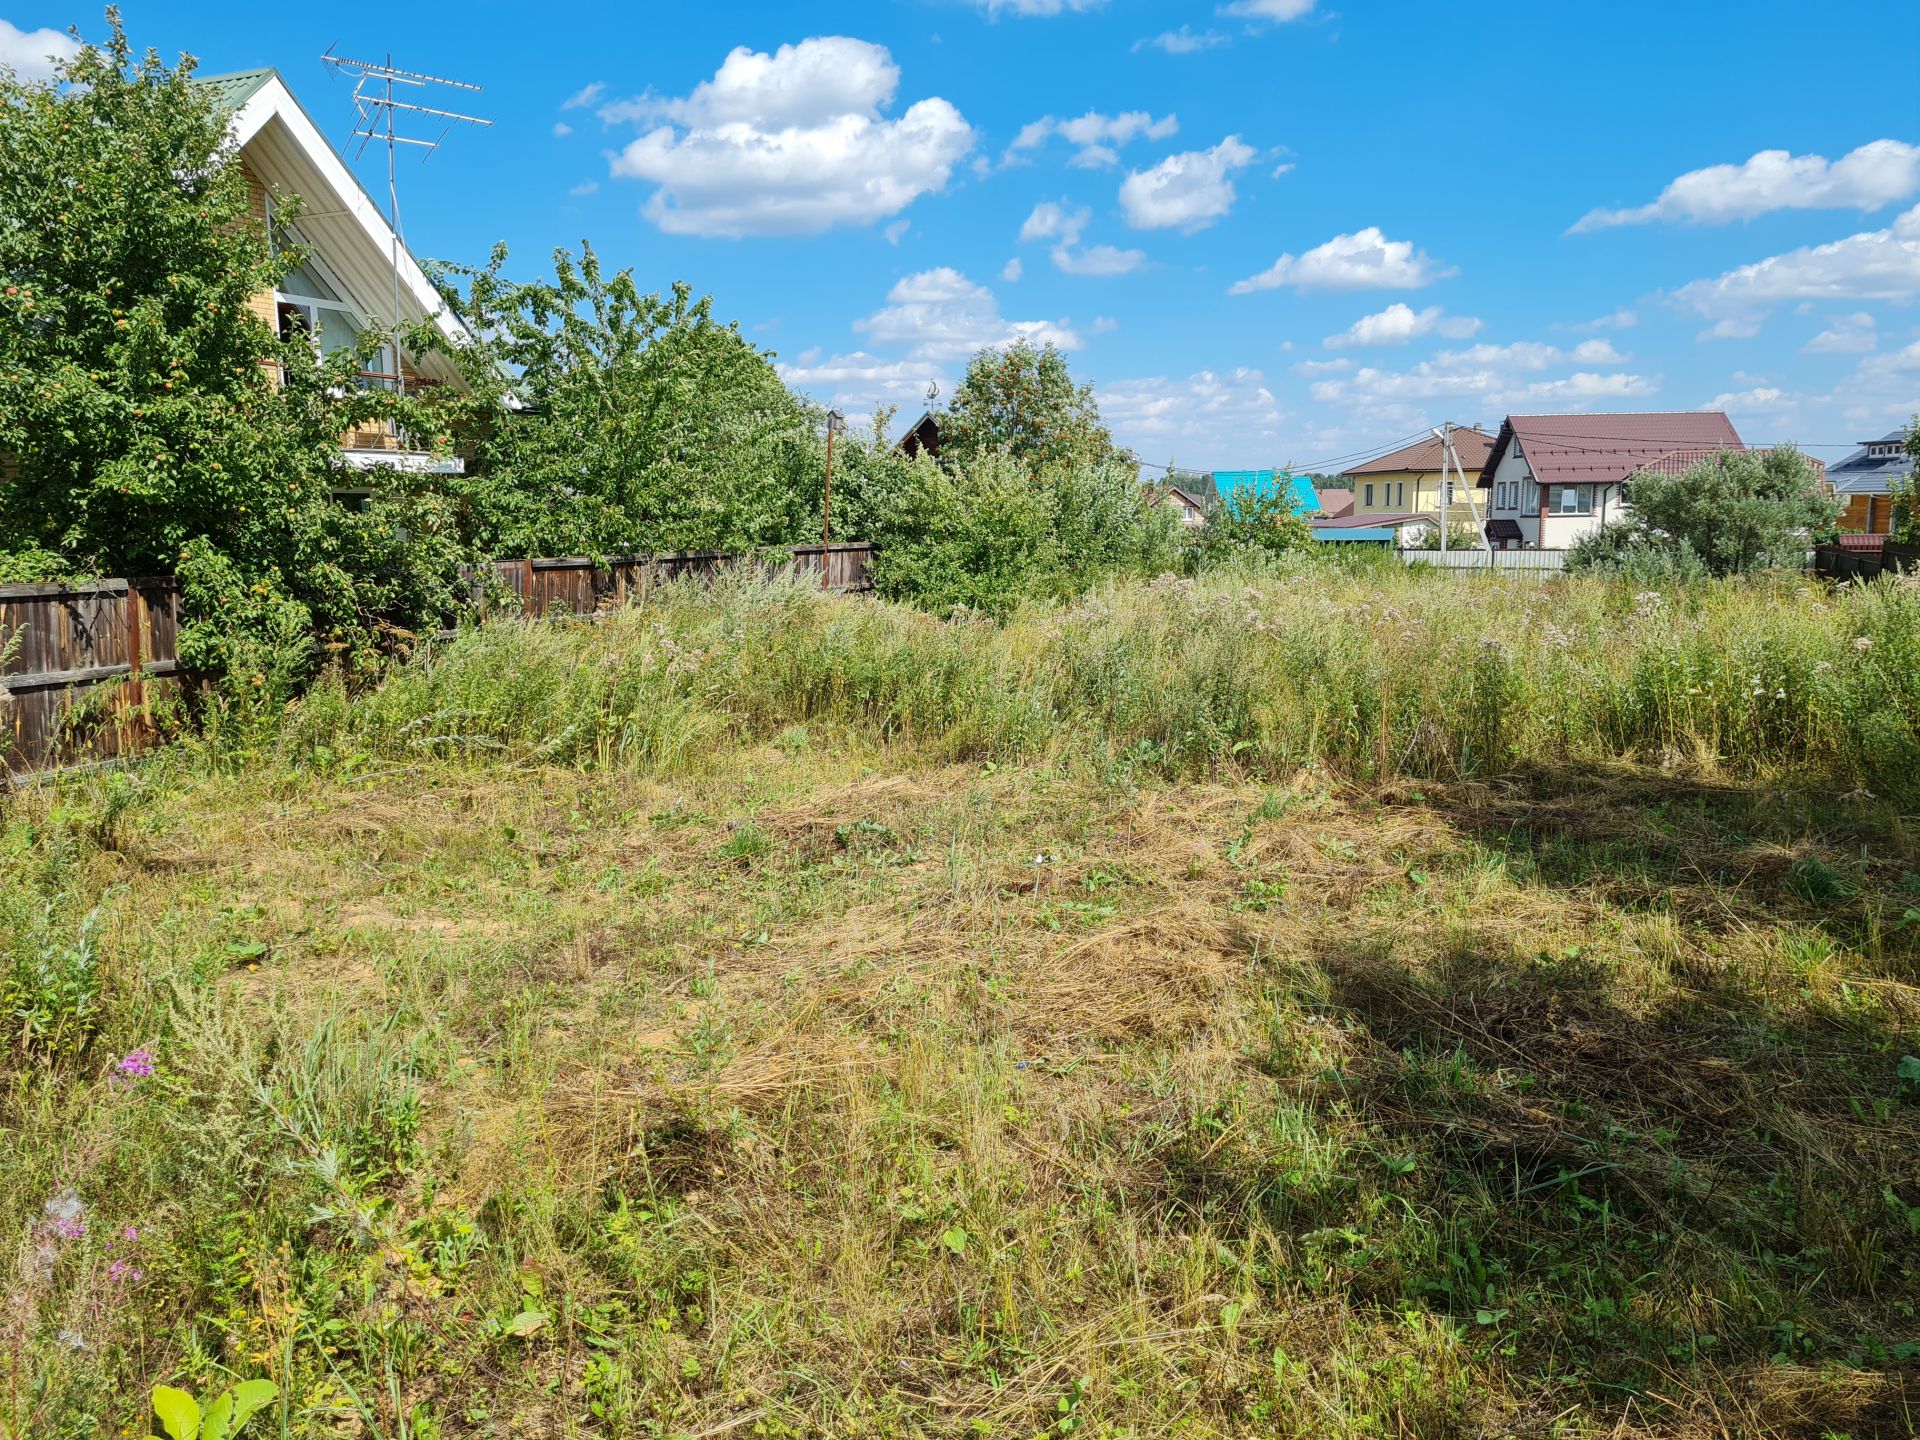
[194,68,475,483]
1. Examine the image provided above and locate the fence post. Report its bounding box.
[124,582,147,753]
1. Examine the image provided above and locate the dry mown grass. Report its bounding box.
[3,731,1918,1438]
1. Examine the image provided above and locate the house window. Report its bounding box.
[1553,484,1593,515]
[1522,479,1540,512]
[1364,483,1374,507]
[1397,480,1407,507]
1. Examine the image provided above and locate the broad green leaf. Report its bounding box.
[503,1309,550,1337]
[200,1390,232,1440]
[940,1227,968,1256]
[151,1385,200,1440]
[227,1380,278,1436]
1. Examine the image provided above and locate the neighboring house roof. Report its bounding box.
[1310,526,1399,543]
[194,67,472,389]
[1341,426,1495,478]
[1485,519,1525,544]
[1169,469,1221,507]
[1162,485,1207,512]
[1829,430,1913,495]
[1479,412,1743,487]
[1634,445,1828,489]
[897,411,942,459]
[1310,511,1433,530]
[1314,488,1355,518]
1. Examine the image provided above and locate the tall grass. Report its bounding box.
[289,563,1920,796]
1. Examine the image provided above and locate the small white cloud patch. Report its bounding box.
[1232,227,1455,294]
[1119,136,1256,232]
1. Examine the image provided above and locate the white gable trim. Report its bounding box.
[228,75,471,352]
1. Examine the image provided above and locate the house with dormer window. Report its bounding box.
[1829,430,1914,534]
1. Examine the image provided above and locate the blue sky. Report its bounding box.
[4,1,1918,469]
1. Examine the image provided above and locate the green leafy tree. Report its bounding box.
[940,341,1127,476]
[0,11,458,706]
[1587,446,1841,576]
[428,243,822,557]
[1192,484,1315,566]
[1890,417,1920,546]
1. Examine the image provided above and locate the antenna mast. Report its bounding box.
[319,47,491,388]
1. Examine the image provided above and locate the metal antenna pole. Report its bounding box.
[319,47,491,389]
[1439,421,1449,556]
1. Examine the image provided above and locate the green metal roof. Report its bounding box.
[191,67,278,114]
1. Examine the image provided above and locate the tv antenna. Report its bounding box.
[319,47,491,378]
[926,380,940,407]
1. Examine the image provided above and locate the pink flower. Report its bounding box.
[115,1049,155,1081]
[123,1226,138,1242]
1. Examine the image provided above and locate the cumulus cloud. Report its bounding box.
[1704,385,1791,414]
[0,18,79,82]
[1054,243,1147,276]
[854,267,1080,360]
[1099,369,1293,463]
[603,37,973,237]
[561,81,605,110]
[1671,202,1920,337]
[1134,26,1228,54]
[1324,303,1482,349]
[1231,227,1455,294]
[1576,308,1639,332]
[1001,257,1024,282]
[1119,136,1256,232]
[551,121,573,138]
[776,350,946,423]
[1019,200,1088,246]
[1572,141,1920,231]
[1305,338,1652,415]
[1803,311,1878,354]
[1019,201,1146,276]
[1008,110,1178,169]
[975,0,1105,15]
[1219,0,1316,22]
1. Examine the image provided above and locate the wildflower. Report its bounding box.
[107,1259,143,1283]
[1854,636,1873,652]
[115,1048,155,1081]
[123,1226,138,1242]
[43,1189,85,1242]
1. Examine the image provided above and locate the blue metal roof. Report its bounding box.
[1213,469,1321,514]
[1309,525,1396,543]
[1830,432,1913,495]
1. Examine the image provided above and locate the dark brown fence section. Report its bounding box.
[473,543,875,618]
[5,544,876,775]
[1813,537,1920,583]
[2,578,182,775]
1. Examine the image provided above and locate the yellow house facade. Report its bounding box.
[1340,427,1496,527]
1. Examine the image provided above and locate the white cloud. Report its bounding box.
[976,0,1106,14]
[1019,201,1145,275]
[604,37,973,237]
[1008,110,1178,168]
[884,219,910,246]
[1020,200,1088,246]
[1001,257,1024,282]
[1100,368,1293,464]
[1134,26,1228,54]
[854,267,1080,360]
[1572,140,1920,231]
[0,18,78,82]
[1291,358,1352,376]
[1704,385,1790,413]
[1324,303,1482,349]
[1803,311,1878,354]
[1053,243,1147,276]
[1305,338,1652,416]
[1091,315,1119,334]
[561,81,605,110]
[1119,135,1256,232]
[777,350,946,423]
[568,180,599,198]
[1576,308,1639,332]
[551,121,573,138]
[1219,0,1316,22]
[1671,203,1920,335]
[1231,227,1455,293]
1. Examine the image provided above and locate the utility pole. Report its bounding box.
[821,409,845,588]
[1439,421,1450,555]
[1432,421,1493,564]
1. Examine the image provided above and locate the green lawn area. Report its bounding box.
[4,569,1919,1438]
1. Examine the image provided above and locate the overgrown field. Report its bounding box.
[5,567,1920,1438]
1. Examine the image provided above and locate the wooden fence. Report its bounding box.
[1812,538,1919,583]
[1,578,183,776]
[1,544,876,776]
[470,542,874,618]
